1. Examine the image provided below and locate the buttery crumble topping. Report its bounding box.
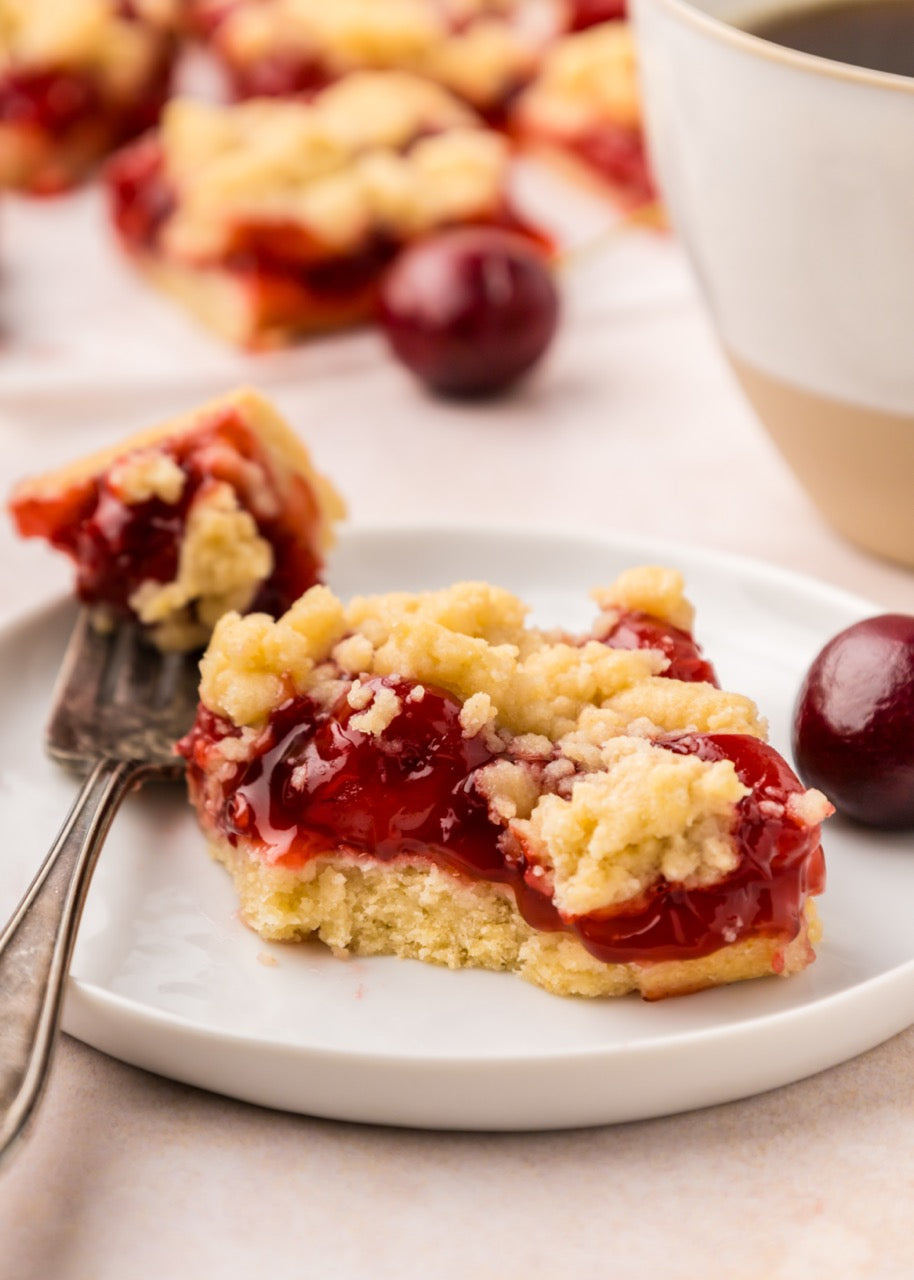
[518,21,642,133]
[158,77,509,260]
[200,575,764,737]
[206,0,537,109]
[108,451,187,506]
[128,482,274,652]
[0,0,178,93]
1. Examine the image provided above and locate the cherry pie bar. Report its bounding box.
[107,72,548,346]
[8,389,345,651]
[179,567,830,999]
[0,0,180,194]
[190,0,542,122]
[513,20,656,209]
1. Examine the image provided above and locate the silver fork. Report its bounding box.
[0,610,200,1170]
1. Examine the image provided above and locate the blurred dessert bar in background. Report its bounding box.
[189,0,545,122]
[0,0,181,193]
[106,71,551,345]
[513,19,656,208]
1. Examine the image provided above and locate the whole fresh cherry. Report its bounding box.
[378,228,559,398]
[792,614,914,828]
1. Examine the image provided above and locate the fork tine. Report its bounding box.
[45,609,200,771]
[47,610,110,708]
[153,649,200,712]
[104,624,161,707]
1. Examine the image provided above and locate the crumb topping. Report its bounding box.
[211,0,535,108]
[787,789,835,827]
[128,482,274,651]
[199,574,767,742]
[592,564,695,633]
[157,75,509,260]
[0,0,177,94]
[518,21,641,133]
[108,450,186,506]
[349,684,403,735]
[516,735,745,916]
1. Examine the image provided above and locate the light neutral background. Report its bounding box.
[1,173,913,1280]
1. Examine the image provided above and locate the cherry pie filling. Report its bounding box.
[9,409,326,622]
[565,0,629,31]
[107,136,549,329]
[0,27,173,192]
[600,609,718,685]
[180,657,824,969]
[565,120,655,204]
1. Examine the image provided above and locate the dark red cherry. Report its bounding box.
[378,228,559,398]
[792,614,914,828]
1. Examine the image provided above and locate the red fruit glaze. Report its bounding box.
[602,609,719,685]
[0,68,101,132]
[793,614,914,829]
[181,676,825,965]
[569,124,655,206]
[565,0,628,31]
[9,409,325,624]
[107,135,176,251]
[379,227,559,397]
[0,47,172,193]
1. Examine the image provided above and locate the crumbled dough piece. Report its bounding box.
[349,684,402,735]
[517,736,746,917]
[212,0,534,109]
[158,75,509,260]
[0,0,177,94]
[200,585,347,725]
[108,449,186,505]
[128,482,273,652]
[518,21,642,133]
[592,564,695,633]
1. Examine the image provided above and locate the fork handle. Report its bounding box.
[0,757,146,1169]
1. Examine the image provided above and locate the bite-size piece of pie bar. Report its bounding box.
[8,389,345,652]
[107,72,549,347]
[513,20,656,210]
[189,0,541,123]
[179,567,830,999]
[0,0,180,195]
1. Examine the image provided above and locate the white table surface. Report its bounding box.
[1,175,913,1280]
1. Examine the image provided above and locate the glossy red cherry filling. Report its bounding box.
[602,610,718,685]
[565,0,629,30]
[0,68,102,133]
[9,409,325,623]
[0,51,172,193]
[569,123,655,206]
[181,676,825,966]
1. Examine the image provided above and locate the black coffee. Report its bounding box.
[747,0,914,76]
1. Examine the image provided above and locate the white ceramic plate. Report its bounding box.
[1,526,911,1131]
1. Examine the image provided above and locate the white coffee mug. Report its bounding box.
[632,0,914,566]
